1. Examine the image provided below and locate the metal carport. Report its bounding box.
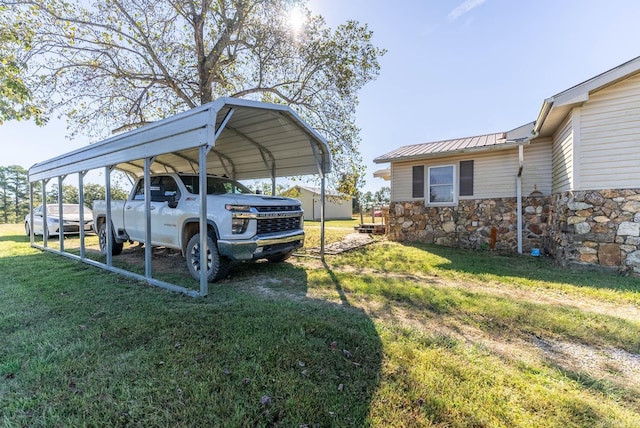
[27,97,332,297]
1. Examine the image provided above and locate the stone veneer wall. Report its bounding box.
[387,197,551,253]
[547,189,640,273]
[387,190,640,274]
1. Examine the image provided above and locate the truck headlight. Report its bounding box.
[231,218,249,234]
[225,204,251,212]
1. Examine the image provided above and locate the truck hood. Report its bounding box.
[207,193,301,207]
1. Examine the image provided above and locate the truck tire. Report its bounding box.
[186,233,230,282]
[99,223,124,256]
[266,251,294,263]
[25,222,30,237]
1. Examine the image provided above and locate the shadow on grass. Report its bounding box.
[1,241,382,426]
[402,242,640,294]
[323,260,351,307]
[0,232,30,243]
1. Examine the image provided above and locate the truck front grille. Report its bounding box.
[255,205,300,212]
[257,217,301,234]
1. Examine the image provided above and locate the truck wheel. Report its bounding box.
[25,222,31,237]
[99,223,123,256]
[186,233,230,282]
[266,251,294,263]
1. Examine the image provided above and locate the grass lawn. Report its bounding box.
[1,223,639,426]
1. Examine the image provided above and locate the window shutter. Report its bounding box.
[459,160,474,196]
[412,165,424,198]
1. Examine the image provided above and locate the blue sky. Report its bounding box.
[3,0,640,192]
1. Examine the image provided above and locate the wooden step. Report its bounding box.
[354,223,386,234]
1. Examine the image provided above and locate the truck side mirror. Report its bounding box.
[167,196,178,209]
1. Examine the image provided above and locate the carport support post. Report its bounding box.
[144,158,154,278]
[320,174,326,261]
[309,139,327,262]
[58,176,65,252]
[199,145,209,297]
[28,181,34,244]
[41,179,48,247]
[78,171,87,260]
[197,106,234,297]
[271,158,276,195]
[105,166,113,267]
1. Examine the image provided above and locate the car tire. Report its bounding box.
[186,233,230,282]
[99,223,124,256]
[25,222,31,237]
[266,251,294,263]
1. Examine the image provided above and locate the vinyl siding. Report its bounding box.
[579,73,640,190]
[471,151,519,198]
[390,149,523,202]
[552,116,574,193]
[522,139,553,195]
[390,162,414,201]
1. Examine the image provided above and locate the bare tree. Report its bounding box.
[9,0,385,189]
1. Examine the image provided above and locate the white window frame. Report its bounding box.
[427,164,457,206]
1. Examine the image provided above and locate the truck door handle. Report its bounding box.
[126,205,132,210]
[150,206,156,211]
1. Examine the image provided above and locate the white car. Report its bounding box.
[25,204,94,238]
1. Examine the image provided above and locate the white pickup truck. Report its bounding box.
[92,173,304,282]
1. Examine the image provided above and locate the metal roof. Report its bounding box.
[28,97,331,182]
[374,132,511,163]
[287,185,350,198]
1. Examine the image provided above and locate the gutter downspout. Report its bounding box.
[504,137,531,255]
[517,144,524,255]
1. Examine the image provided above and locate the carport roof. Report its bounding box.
[28,97,331,182]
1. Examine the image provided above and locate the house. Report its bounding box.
[283,185,352,220]
[374,56,640,273]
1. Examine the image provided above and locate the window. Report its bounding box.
[179,175,253,195]
[412,165,424,198]
[132,176,181,201]
[459,160,474,196]
[428,165,455,204]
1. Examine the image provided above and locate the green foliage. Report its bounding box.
[373,186,390,205]
[280,186,301,198]
[10,0,385,190]
[47,182,129,207]
[0,6,44,125]
[0,165,129,223]
[0,165,29,223]
[246,181,288,196]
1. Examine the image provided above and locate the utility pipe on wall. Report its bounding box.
[517,145,524,255]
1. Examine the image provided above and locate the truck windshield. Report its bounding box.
[179,175,253,195]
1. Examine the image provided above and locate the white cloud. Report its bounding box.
[448,0,488,21]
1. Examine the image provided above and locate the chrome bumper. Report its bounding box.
[217,230,305,261]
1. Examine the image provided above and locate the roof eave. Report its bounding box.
[533,56,640,137]
[374,139,530,164]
